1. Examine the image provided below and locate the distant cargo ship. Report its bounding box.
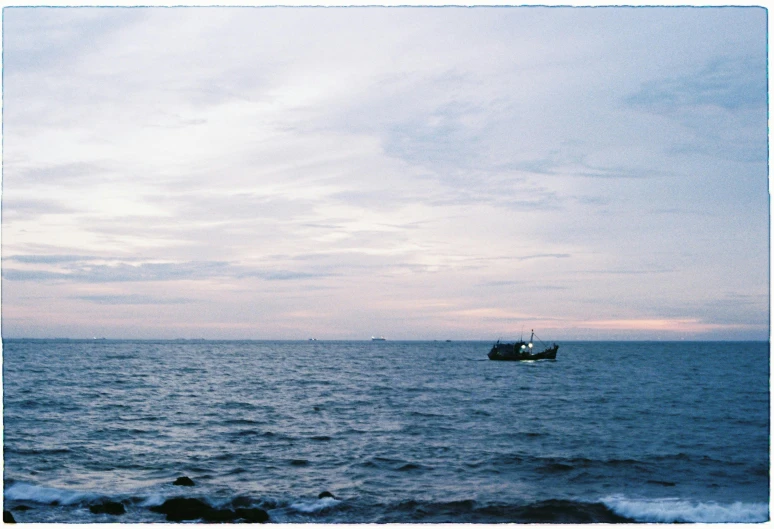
[371,336,387,341]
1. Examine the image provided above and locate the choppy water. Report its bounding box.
[3,339,769,523]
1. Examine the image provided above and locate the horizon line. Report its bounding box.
[2,337,770,343]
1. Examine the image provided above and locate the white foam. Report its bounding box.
[4,482,99,506]
[138,493,165,507]
[289,496,340,513]
[602,495,769,523]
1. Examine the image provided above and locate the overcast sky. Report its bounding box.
[2,6,768,340]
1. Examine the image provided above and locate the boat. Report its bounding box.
[371,336,386,341]
[488,329,558,361]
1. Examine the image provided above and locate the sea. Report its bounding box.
[2,339,770,524]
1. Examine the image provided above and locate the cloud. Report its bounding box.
[1,7,768,339]
[515,253,570,261]
[3,253,340,284]
[626,56,766,112]
[7,162,111,186]
[625,55,767,162]
[3,8,147,75]
[2,198,78,221]
[261,271,334,281]
[479,279,569,291]
[6,254,96,264]
[2,259,232,283]
[380,90,493,172]
[74,294,196,305]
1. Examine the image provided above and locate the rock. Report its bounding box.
[149,497,214,522]
[235,507,270,523]
[231,496,253,508]
[173,476,195,486]
[318,491,336,499]
[89,500,126,515]
[203,508,237,522]
[3,511,16,523]
[11,506,31,511]
[149,497,250,523]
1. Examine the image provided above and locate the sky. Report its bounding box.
[1,6,769,340]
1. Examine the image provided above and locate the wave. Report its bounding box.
[220,401,258,411]
[5,482,273,521]
[602,495,769,523]
[6,447,72,456]
[220,418,265,426]
[397,463,427,472]
[382,498,634,523]
[138,493,165,507]
[490,453,649,475]
[288,496,341,514]
[4,482,100,506]
[5,480,768,524]
[384,496,770,524]
[354,456,429,472]
[230,428,261,437]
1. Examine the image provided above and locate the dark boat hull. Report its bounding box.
[488,343,558,361]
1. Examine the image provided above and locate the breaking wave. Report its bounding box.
[602,495,769,523]
[4,482,100,506]
[288,496,341,514]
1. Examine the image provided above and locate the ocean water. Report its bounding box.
[2,339,769,523]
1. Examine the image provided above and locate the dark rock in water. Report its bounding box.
[11,505,31,511]
[203,508,237,522]
[173,476,195,486]
[318,491,336,499]
[231,495,254,508]
[3,511,16,523]
[149,497,215,522]
[89,500,126,515]
[235,507,270,523]
[290,459,308,466]
[259,498,279,510]
[149,497,262,523]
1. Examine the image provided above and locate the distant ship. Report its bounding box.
[371,336,387,341]
[488,330,558,361]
